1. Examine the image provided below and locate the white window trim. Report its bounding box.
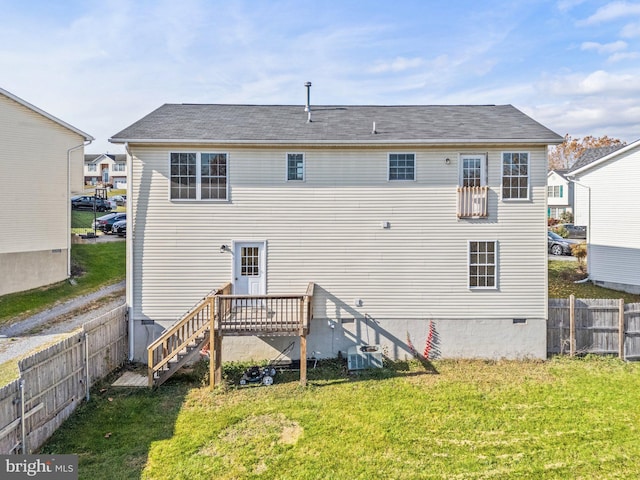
[168,151,229,202]
[501,151,530,201]
[468,240,499,290]
[286,152,305,182]
[387,152,417,182]
[458,153,487,187]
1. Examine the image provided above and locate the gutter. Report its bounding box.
[67,140,92,277]
[124,142,135,361]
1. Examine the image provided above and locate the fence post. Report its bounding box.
[569,294,575,357]
[85,333,91,401]
[619,298,625,360]
[19,379,26,454]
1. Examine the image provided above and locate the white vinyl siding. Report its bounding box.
[128,145,548,330]
[287,153,304,181]
[501,152,529,200]
[573,144,640,290]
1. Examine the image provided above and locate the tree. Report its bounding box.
[548,134,626,170]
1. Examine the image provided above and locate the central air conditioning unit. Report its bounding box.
[347,345,383,371]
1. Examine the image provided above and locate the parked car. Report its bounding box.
[555,223,586,239]
[111,195,127,206]
[93,212,126,233]
[112,219,126,237]
[71,195,111,212]
[548,231,576,256]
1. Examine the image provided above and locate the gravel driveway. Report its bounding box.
[0,281,126,365]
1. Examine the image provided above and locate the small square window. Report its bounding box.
[389,153,415,181]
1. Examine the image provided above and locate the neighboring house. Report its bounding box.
[110,102,562,364]
[84,153,127,188]
[569,141,639,294]
[0,87,93,296]
[547,169,573,219]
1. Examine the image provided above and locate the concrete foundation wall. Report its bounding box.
[132,316,546,363]
[0,249,67,296]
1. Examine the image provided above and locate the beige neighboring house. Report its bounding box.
[0,87,93,296]
[84,153,127,188]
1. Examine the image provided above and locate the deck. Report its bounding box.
[147,283,314,388]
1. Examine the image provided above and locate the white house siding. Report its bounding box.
[0,93,85,295]
[128,144,549,361]
[575,145,640,294]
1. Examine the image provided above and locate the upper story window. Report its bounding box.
[170,152,228,201]
[87,164,97,172]
[388,153,415,181]
[547,185,563,198]
[469,241,497,289]
[113,162,126,172]
[460,154,486,187]
[502,152,529,200]
[287,153,304,181]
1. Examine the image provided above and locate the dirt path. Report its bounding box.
[0,281,126,365]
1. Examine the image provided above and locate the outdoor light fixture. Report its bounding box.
[220,244,228,253]
[445,158,451,165]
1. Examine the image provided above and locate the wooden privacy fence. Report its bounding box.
[0,304,127,454]
[548,296,640,359]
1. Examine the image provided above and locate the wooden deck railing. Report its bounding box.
[457,186,489,218]
[215,285,314,336]
[147,282,313,387]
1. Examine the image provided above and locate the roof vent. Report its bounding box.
[304,81,312,123]
[372,121,377,134]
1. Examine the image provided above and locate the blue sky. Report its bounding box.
[1,0,639,152]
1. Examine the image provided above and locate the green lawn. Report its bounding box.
[0,242,125,325]
[549,260,640,302]
[40,357,640,479]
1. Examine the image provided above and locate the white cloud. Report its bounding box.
[607,51,640,62]
[370,57,424,73]
[557,0,587,12]
[578,1,640,26]
[580,40,628,53]
[620,21,640,37]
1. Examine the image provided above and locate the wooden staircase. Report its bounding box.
[147,283,314,388]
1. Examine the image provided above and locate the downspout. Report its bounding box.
[566,175,591,281]
[124,142,134,361]
[67,140,92,277]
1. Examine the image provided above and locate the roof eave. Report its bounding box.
[109,137,562,146]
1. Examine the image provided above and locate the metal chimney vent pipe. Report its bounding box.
[304,81,312,122]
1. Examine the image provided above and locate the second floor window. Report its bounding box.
[547,185,563,198]
[87,164,97,172]
[502,152,529,200]
[287,153,304,181]
[170,152,228,200]
[389,153,415,181]
[113,162,126,172]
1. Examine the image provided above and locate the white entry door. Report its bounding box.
[233,241,266,297]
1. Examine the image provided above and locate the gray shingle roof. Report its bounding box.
[570,145,625,172]
[110,104,562,144]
